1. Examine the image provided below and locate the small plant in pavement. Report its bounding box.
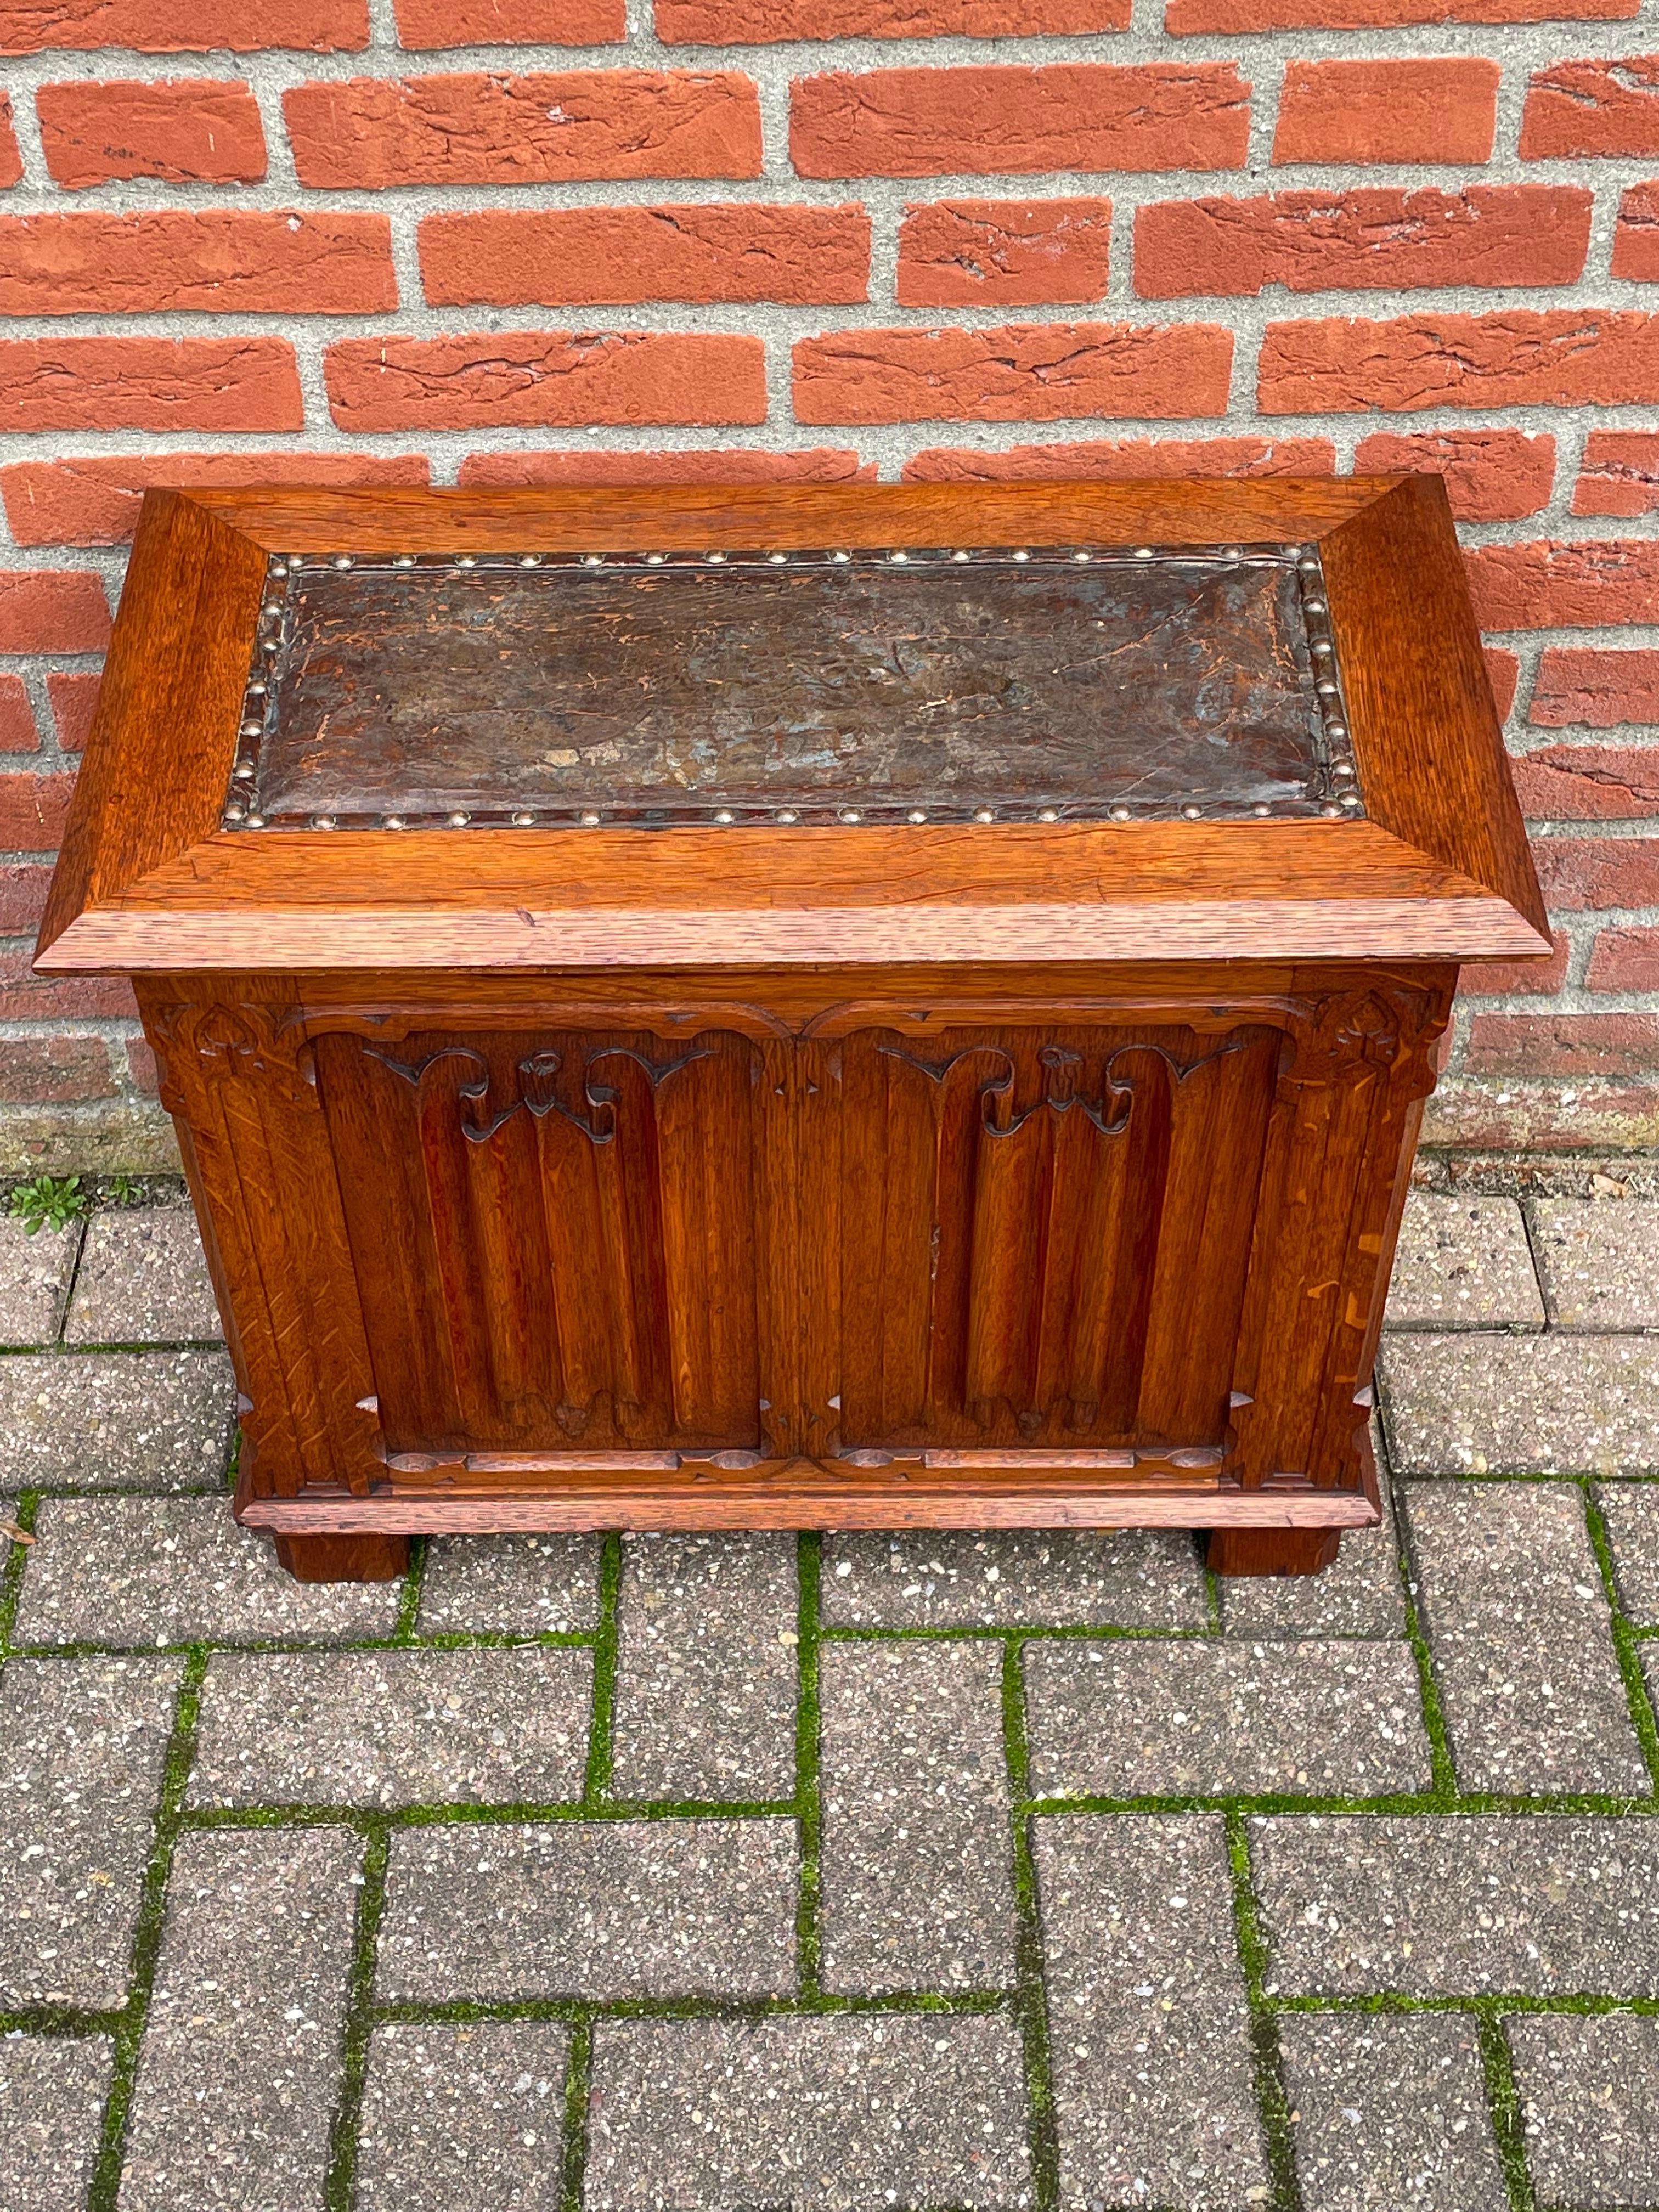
[7,1173,89,1234]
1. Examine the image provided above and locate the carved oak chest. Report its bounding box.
[36,481,1547,1581]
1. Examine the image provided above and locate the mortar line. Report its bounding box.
[1225,1809,1302,2212]
[391,1534,427,1643]
[0,1486,41,1646]
[1580,1480,1659,1800]
[324,1820,391,2212]
[582,1531,623,1810]
[559,2015,595,2212]
[795,1528,823,1999]
[1475,2008,1537,2212]
[1388,1460,1462,1803]
[1001,1636,1060,2212]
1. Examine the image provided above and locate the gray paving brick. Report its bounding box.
[1251,1815,1659,1996]
[1599,1483,1659,1622]
[819,1639,1017,1995]
[1024,1637,1430,1799]
[14,1496,402,1646]
[1380,1334,1659,1477]
[1508,2012,1659,2209]
[821,1528,1206,1629]
[0,1656,179,2008]
[64,1208,221,1346]
[376,1817,797,2001]
[1033,1813,1267,2209]
[612,1532,797,1804]
[1385,1194,1545,1330]
[119,1826,360,2212]
[1221,1464,1406,1638]
[585,2013,1032,2211]
[188,1646,592,1809]
[416,1532,601,1635]
[0,2036,114,2212]
[1280,2012,1506,2212]
[1406,1483,1647,1795]
[1531,1197,1659,1331]
[356,2021,571,2212]
[0,1217,80,1347]
[0,1351,236,1491]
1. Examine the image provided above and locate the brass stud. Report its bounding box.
[383,815,405,830]
[1225,545,1243,561]
[714,808,735,824]
[447,810,471,826]
[240,720,262,737]
[1321,803,1342,817]
[234,760,256,780]
[706,552,727,565]
[1012,549,1030,562]
[907,808,927,822]
[519,553,541,568]
[1317,680,1338,698]
[268,562,288,578]
[1133,546,1154,560]
[223,802,245,822]
[888,550,909,563]
[839,808,862,824]
[776,808,799,824]
[1299,556,1320,574]
[1071,551,1091,564]
[1109,806,1131,822]
[1332,760,1356,781]
[1037,807,1059,822]
[1252,803,1271,817]
[951,550,970,563]
[1304,596,1327,614]
[973,808,995,823]
[768,552,788,565]
[312,815,336,830]
[831,550,851,563]
[1182,804,1203,820]
[244,812,265,828]
[394,554,416,568]
[456,555,477,569]
[646,552,666,566]
[582,555,603,568]
[331,555,353,571]
[1311,640,1333,659]
[246,681,267,696]
[580,810,601,826]
[511,810,536,825]
[1341,792,1363,809]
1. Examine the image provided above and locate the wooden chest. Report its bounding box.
[36,480,1547,1582]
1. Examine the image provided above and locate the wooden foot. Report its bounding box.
[273,1530,411,1583]
[1206,1527,1341,1578]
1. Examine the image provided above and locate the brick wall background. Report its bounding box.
[0,0,1654,1169]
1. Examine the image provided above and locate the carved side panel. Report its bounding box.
[838,1024,1282,1454]
[313,1029,762,1455]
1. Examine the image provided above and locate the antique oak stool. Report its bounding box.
[36,481,1547,1582]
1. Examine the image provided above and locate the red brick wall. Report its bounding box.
[0,6,1655,1160]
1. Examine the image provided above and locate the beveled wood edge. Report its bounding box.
[37,893,1549,972]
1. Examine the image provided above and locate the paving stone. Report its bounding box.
[0,1217,80,1347]
[612,1532,797,1804]
[1280,2012,1506,2212]
[0,1351,236,1491]
[1221,1465,1406,1638]
[1598,1483,1659,1622]
[14,1496,402,1646]
[585,2013,1032,2210]
[0,2035,114,2212]
[188,1645,592,1809]
[1508,2012,1659,2208]
[819,1639,1017,1995]
[416,1532,601,1635]
[1380,1334,1659,1477]
[357,2021,571,2212]
[1251,1814,1659,1995]
[1385,1194,1545,1330]
[1406,1483,1647,1795]
[820,1527,1206,1629]
[64,1208,221,1346]
[1032,1813,1267,2209]
[119,1826,360,2212]
[0,1656,179,2008]
[1531,1197,1659,1331]
[377,1816,798,2001]
[1023,1637,1430,1798]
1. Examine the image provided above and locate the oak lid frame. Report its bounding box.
[36,477,1549,977]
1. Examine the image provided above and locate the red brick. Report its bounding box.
[1587,926,1659,989]
[0,210,396,317]
[0,91,20,187]
[793,321,1234,425]
[1513,743,1659,817]
[458,448,873,486]
[1352,430,1555,522]
[37,79,266,188]
[420,204,868,308]
[1458,930,1571,995]
[1575,431,1659,517]
[1259,311,1659,414]
[1137,186,1589,300]
[126,1037,158,1093]
[0,951,132,1020]
[0,338,302,432]
[1521,53,1659,157]
[0,675,35,754]
[1532,648,1659,728]
[1273,58,1498,165]
[44,670,98,750]
[661,0,1125,33]
[0,770,75,848]
[1170,0,1634,29]
[1613,182,1659,281]
[0,0,366,49]
[789,64,1250,179]
[896,199,1111,308]
[1534,837,1659,910]
[1466,541,1659,631]
[285,71,760,188]
[1486,646,1521,721]
[0,573,108,654]
[0,864,48,933]
[1,453,430,549]
[325,331,766,432]
[0,1037,112,1102]
[1469,1013,1659,1077]
[395,0,623,42]
[904,433,1335,480]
